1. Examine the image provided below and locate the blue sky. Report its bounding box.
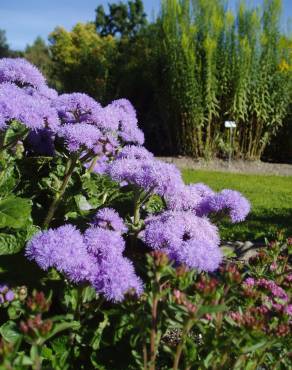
[0,0,291,50]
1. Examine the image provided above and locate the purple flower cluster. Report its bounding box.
[57,123,102,153]
[0,285,15,304]
[8,58,252,298]
[142,211,222,271]
[0,59,145,160]
[108,155,183,197]
[244,278,288,301]
[26,225,96,283]
[91,208,127,233]
[0,58,46,89]
[0,83,59,131]
[110,99,144,144]
[164,181,250,224]
[196,189,251,223]
[164,184,201,211]
[26,222,142,302]
[54,93,102,125]
[243,277,291,316]
[84,227,143,301]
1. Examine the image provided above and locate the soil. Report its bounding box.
[157,157,292,176]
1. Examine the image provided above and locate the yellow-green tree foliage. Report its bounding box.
[49,23,116,102]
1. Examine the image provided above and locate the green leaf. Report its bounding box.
[90,314,109,350]
[41,321,80,344]
[4,121,28,147]
[197,304,227,317]
[0,164,17,195]
[74,194,94,211]
[0,233,23,255]
[242,339,269,353]
[0,225,38,255]
[0,196,31,229]
[0,321,22,344]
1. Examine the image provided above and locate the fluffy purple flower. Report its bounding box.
[84,227,126,256]
[103,99,144,144]
[116,145,154,161]
[142,211,222,271]
[54,93,102,124]
[25,225,96,283]
[84,226,143,301]
[0,83,60,131]
[5,290,14,302]
[24,85,58,101]
[95,104,121,131]
[57,123,102,152]
[91,208,127,233]
[165,184,201,211]
[196,189,250,223]
[111,98,137,117]
[94,133,119,156]
[0,285,8,293]
[108,158,184,197]
[0,58,46,89]
[91,254,143,302]
[190,183,215,199]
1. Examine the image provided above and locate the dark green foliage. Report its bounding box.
[24,37,57,87]
[95,0,147,37]
[0,30,9,58]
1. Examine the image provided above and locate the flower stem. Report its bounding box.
[133,188,141,226]
[149,295,158,370]
[172,318,194,370]
[88,154,99,173]
[143,342,148,370]
[0,129,28,152]
[43,155,78,228]
[149,269,161,370]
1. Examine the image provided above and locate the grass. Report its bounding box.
[182,169,292,241]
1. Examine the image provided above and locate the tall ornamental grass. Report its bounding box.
[160,0,292,159]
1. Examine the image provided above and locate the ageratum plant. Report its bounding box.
[0,58,289,369]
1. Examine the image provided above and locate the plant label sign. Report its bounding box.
[225,121,236,128]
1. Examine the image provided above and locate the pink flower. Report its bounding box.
[244,278,255,286]
[284,305,292,316]
[270,262,278,271]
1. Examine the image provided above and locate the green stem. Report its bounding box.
[149,272,160,370]
[0,130,28,152]
[131,189,142,251]
[43,155,78,228]
[133,189,141,226]
[143,342,148,370]
[172,318,194,370]
[88,154,99,173]
[31,344,42,370]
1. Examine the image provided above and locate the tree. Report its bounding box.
[49,23,116,101]
[24,37,53,83]
[95,0,147,37]
[0,29,10,57]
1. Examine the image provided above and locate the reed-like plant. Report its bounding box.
[159,0,291,159]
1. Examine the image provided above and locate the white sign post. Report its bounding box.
[224,121,237,167]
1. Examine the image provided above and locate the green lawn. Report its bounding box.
[182,169,292,241]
